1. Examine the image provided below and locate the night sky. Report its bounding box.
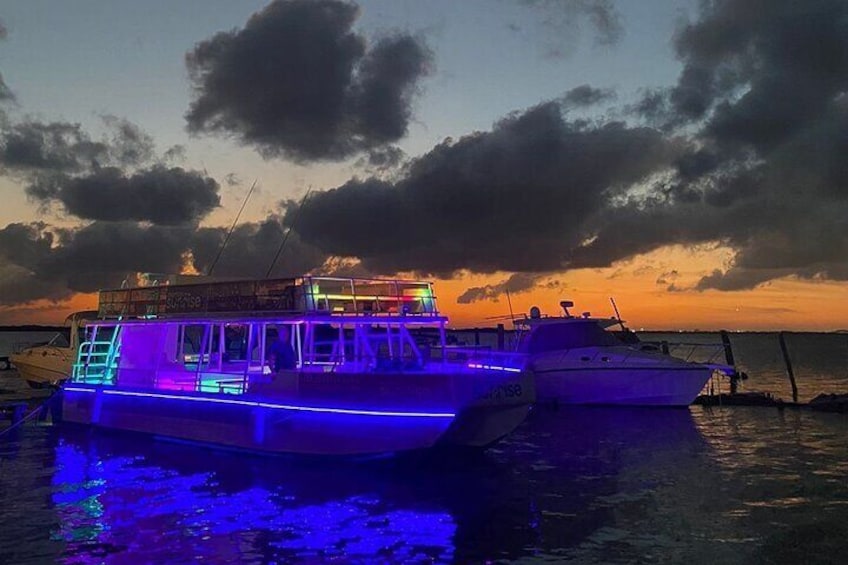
[1,0,847,330]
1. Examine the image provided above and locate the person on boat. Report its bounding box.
[268,325,297,372]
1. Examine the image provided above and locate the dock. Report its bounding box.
[1,369,56,428]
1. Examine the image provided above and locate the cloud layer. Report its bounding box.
[0,118,220,225]
[4,0,848,310]
[0,215,327,305]
[286,99,681,276]
[288,0,848,294]
[185,0,432,162]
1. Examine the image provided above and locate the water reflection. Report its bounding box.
[52,429,466,563]
[46,408,709,563]
[8,406,848,563]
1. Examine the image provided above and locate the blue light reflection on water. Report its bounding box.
[4,405,848,563]
[46,431,460,563]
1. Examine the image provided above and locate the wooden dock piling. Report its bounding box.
[719,330,739,394]
[778,331,799,404]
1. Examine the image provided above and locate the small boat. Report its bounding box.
[10,311,96,388]
[516,301,731,407]
[62,276,533,456]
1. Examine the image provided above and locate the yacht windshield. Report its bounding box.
[524,321,622,354]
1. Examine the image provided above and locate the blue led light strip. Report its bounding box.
[63,387,455,418]
[467,363,523,373]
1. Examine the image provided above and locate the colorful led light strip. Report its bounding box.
[467,363,523,373]
[63,387,455,418]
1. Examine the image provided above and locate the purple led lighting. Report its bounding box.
[467,363,523,373]
[65,387,456,418]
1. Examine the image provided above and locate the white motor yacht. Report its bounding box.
[10,311,95,388]
[516,302,731,407]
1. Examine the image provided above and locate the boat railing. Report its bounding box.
[637,340,730,365]
[96,275,440,320]
[433,346,528,373]
[534,343,733,372]
[72,339,120,385]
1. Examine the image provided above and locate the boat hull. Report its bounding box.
[10,347,73,388]
[532,349,714,407]
[61,368,532,456]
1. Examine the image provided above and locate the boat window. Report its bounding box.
[223,324,248,361]
[181,325,206,359]
[524,321,622,354]
[48,332,70,348]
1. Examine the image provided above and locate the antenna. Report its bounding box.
[208,179,258,276]
[505,287,515,323]
[610,296,626,330]
[265,188,312,278]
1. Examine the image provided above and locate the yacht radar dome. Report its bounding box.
[530,306,541,319]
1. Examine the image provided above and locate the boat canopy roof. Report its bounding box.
[518,317,624,354]
[96,276,440,321]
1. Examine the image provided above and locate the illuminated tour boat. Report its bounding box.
[62,276,533,456]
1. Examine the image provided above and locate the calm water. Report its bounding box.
[2,332,847,563]
[0,331,63,357]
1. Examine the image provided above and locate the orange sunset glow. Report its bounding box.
[4,243,847,331]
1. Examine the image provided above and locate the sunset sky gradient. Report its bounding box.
[1,0,847,330]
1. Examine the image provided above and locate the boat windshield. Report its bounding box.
[522,320,622,354]
[48,331,71,348]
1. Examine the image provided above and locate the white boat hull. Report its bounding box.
[10,347,74,387]
[532,348,714,407]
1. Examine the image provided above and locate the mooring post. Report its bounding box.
[719,330,736,366]
[497,324,505,351]
[778,331,799,403]
[720,330,739,394]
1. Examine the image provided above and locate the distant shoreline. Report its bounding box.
[0,326,64,332]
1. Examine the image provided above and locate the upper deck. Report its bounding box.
[97,276,440,321]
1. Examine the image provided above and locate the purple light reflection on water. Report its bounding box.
[21,402,848,563]
[48,434,458,563]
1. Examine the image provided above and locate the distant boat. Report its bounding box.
[515,301,732,407]
[10,311,96,388]
[62,276,533,457]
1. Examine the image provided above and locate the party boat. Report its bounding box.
[62,276,532,456]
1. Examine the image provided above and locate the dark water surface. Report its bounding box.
[2,331,848,563]
[2,406,848,564]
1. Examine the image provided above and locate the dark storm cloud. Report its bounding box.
[0,73,13,104]
[185,0,432,162]
[579,0,848,291]
[286,100,682,275]
[0,20,13,104]
[285,0,848,295]
[25,166,220,225]
[0,121,107,174]
[355,145,406,175]
[0,215,329,304]
[457,273,540,304]
[0,118,221,225]
[192,214,328,279]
